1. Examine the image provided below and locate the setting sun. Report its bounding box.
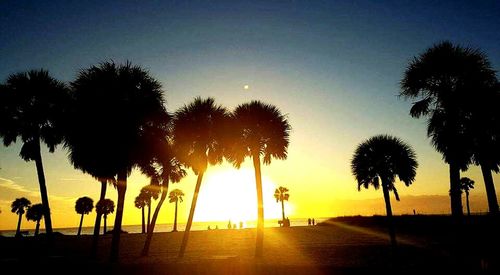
[192,168,293,224]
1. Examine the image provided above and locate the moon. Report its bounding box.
[243,84,249,90]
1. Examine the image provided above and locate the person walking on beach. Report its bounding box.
[308,218,311,225]
[312,218,315,225]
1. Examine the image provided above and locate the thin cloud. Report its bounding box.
[0,177,75,203]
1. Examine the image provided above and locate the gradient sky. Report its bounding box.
[1,0,499,230]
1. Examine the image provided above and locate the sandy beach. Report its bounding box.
[1,216,499,274]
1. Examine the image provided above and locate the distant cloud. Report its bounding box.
[0,177,74,203]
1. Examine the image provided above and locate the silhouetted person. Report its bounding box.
[228,220,232,229]
[312,218,315,225]
[413,209,416,215]
[208,225,211,230]
[239,221,243,229]
[308,218,311,225]
[215,225,219,230]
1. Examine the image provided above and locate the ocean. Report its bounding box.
[0,217,326,237]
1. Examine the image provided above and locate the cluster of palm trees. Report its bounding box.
[351,41,499,246]
[0,62,291,260]
[11,197,44,237]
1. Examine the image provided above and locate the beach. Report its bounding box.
[1,216,499,274]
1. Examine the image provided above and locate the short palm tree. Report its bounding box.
[1,70,69,235]
[140,184,160,233]
[134,194,147,234]
[169,189,185,232]
[11,197,31,237]
[96,199,115,234]
[69,61,169,261]
[351,135,418,247]
[274,186,290,226]
[75,196,94,236]
[400,41,499,216]
[26,203,44,236]
[227,101,291,257]
[460,177,475,216]
[175,97,230,257]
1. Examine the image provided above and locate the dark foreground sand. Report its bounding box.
[1,216,499,274]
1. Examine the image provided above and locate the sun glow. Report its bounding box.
[192,168,293,223]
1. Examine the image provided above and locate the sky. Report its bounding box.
[1,0,499,231]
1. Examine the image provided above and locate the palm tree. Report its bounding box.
[1,70,69,235]
[400,41,499,216]
[140,141,186,256]
[351,135,418,247]
[75,196,94,236]
[139,184,160,233]
[26,203,44,236]
[134,193,147,234]
[460,177,475,216]
[11,197,31,237]
[69,61,169,261]
[96,199,115,234]
[169,189,184,232]
[227,101,291,257]
[175,97,230,258]
[274,186,290,226]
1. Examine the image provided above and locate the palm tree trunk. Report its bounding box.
[381,181,397,248]
[179,171,205,258]
[466,191,471,216]
[281,199,285,225]
[91,180,107,256]
[147,200,151,233]
[34,140,53,235]
[252,153,264,258]
[173,200,178,232]
[35,221,40,236]
[103,215,107,234]
[16,213,22,237]
[78,213,84,236]
[479,162,499,214]
[110,170,127,262]
[141,180,169,256]
[449,162,463,216]
[141,208,145,234]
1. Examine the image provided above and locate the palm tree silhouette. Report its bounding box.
[1,70,69,235]
[175,97,230,258]
[26,203,44,236]
[139,185,160,233]
[134,193,147,234]
[169,189,184,232]
[227,101,291,257]
[351,135,418,247]
[75,196,94,236]
[400,41,499,216]
[274,186,290,226]
[70,61,169,261]
[140,141,186,256]
[11,197,31,237]
[95,199,115,234]
[460,177,475,216]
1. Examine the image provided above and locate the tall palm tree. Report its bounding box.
[11,197,31,237]
[400,41,499,216]
[274,186,290,226]
[134,193,147,234]
[227,101,291,257]
[26,203,44,236]
[75,196,94,236]
[139,184,160,233]
[460,177,475,216]
[96,199,115,234]
[175,97,230,258]
[69,61,169,261]
[1,70,69,235]
[351,135,418,247]
[169,189,184,232]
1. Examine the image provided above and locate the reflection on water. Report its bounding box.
[0,217,327,237]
